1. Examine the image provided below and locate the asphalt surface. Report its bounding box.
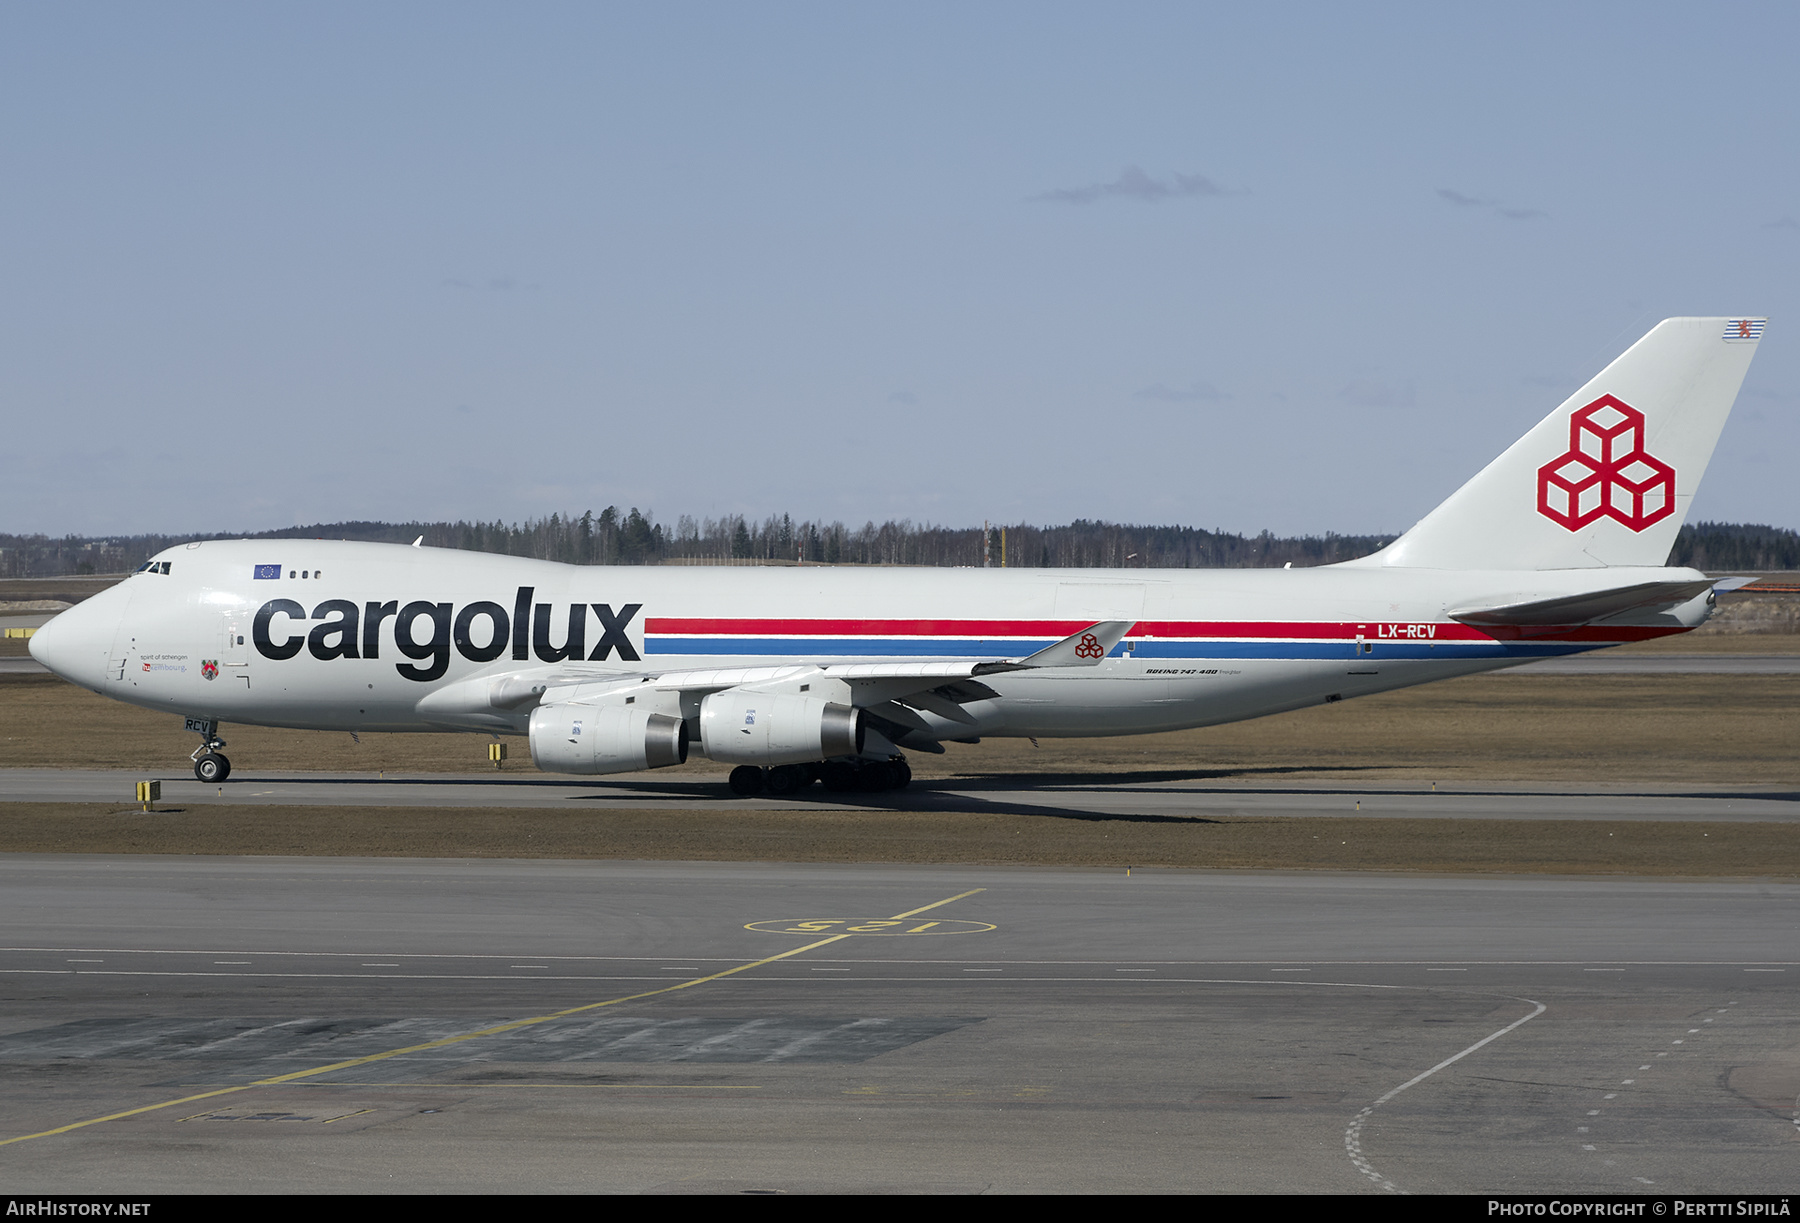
[7,767,1797,824]
[0,856,1793,1194]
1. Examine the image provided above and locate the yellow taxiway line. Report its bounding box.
[0,886,986,1148]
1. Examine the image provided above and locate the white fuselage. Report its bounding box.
[31,538,1708,745]
[28,316,1756,778]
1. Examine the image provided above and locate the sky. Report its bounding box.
[3,3,1796,539]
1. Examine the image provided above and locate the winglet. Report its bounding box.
[974,621,1134,674]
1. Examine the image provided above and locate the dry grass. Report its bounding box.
[5,670,1793,785]
[956,674,1799,785]
[3,667,1794,874]
[0,803,1792,877]
[1611,631,1800,653]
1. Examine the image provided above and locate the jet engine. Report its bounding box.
[698,690,864,766]
[528,702,688,775]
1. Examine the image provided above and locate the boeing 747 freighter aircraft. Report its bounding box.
[30,318,1765,794]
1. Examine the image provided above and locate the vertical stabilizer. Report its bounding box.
[1355,317,1763,570]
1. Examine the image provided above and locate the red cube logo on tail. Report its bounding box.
[1536,395,1674,532]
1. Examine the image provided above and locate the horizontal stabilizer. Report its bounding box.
[1448,580,1716,628]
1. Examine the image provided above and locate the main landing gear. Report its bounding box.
[188,718,232,783]
[728,756,912,798]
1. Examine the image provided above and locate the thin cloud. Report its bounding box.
[1338,378,1416,409]
[1037,165,1239,205]
[1765,216,1800,231]
[441,276,539,292]
[1436,187,1546,221]
[1136,381,1230,403]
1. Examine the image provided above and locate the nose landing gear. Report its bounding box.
[186,718,232,783]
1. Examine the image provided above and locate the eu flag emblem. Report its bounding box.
[253,564,282,580]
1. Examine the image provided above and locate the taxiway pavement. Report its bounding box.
[6,768,1797,824]
[0,856,1793,1193]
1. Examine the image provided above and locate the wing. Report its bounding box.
[415,620,1136,741]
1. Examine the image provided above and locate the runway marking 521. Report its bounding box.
[0,887,987,1149]
[746,918,994,936]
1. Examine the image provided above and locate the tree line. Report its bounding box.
[2,512,1795,578]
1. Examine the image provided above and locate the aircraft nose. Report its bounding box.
[28,599,115,688]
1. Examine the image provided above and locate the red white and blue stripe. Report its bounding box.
[643,618,1681,662]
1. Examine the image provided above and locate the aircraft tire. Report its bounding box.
[857,761,898,792]
[194,752,230,784]
[820,762,858,792]
[728,765,765,797]
[891,758,911,789]
[763,765,803,795]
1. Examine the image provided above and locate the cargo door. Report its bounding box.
[1053,582,1145,624]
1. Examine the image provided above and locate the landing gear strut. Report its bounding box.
[188,718,231,783]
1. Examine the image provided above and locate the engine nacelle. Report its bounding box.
[528,702,689,775]
[698,691,864,766]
